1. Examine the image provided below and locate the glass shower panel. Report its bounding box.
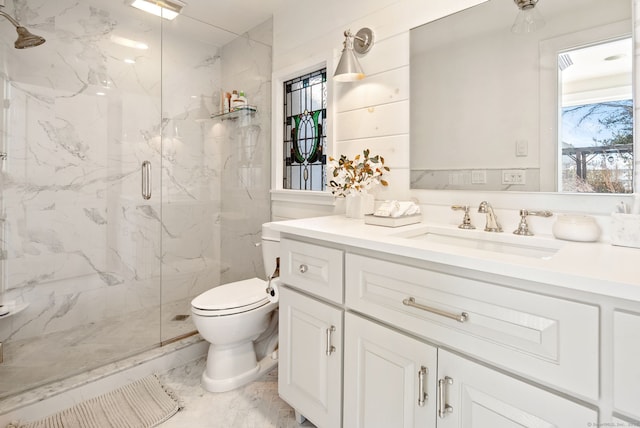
[159,16,226,343]
[0,0,162,399]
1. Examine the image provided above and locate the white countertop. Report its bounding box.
[270,215,640,303]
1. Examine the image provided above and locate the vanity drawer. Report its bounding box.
[280,238,344,304]
[345,253,599,400]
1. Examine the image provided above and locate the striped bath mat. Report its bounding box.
[9,375,182,428]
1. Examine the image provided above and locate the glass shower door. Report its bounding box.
[0,0,163,399]
[158,16,224,344]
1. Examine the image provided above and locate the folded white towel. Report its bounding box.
[374,200,421,218]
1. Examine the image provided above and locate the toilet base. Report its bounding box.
[201,347,278,393]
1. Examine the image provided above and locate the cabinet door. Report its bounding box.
[436,349,596,428]
[344,312,437,428]
[614,310,640,421]
[278,286,342,428]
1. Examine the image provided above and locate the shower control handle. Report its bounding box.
[141,160,151,200]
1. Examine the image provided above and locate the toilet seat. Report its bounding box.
[191,278,269,316]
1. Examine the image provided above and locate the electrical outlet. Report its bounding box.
[449,172,471,186]
[471,170,487,184]
[502,169,526,185]
[448,172,460,186]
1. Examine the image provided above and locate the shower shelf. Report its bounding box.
[0,302,29,319]
[211,105,257,121]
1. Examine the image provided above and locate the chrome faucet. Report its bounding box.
[513,209,553,236]
[477,201,502,232]
[451,205,475,229]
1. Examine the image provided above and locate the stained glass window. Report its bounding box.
[283,68,327,191]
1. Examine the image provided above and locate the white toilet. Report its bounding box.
[191,223,280,392]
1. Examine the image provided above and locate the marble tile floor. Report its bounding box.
[158,358,316,428]
[0,297,196,400]
[0,331,315,428]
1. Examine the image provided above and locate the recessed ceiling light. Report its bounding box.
[129,0,186,21]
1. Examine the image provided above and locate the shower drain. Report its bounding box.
[172,314,190,321]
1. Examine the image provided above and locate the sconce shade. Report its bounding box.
[334,28,374,82]
[334,46,365,82]
[511,0,545,34]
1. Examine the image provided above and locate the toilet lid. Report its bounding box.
[191,278,269,312]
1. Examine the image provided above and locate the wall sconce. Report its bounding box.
[511,0,545,34]
[130,0,186,21]
[333,28,374,82]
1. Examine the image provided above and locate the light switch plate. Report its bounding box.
[516,140,528,157]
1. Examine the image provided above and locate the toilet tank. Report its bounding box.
[261,222,280,278]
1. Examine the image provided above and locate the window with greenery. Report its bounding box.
[561,99,633,193]
[283,68,327,191]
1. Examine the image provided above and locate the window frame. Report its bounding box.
[283,68,328,192]
[271,55,336,205]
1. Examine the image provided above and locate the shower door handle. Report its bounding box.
[141,160,151,200]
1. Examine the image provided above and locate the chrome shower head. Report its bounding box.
[0,9,45,49]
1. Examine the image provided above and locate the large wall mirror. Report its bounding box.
[410,0,633,193]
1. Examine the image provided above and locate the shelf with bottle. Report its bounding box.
[210,105,257,121]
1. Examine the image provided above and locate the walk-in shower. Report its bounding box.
[0,0,272,405]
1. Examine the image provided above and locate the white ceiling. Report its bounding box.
[178,0,286,43]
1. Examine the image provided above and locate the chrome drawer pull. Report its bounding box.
[418,366,428,407]
[299,264,308,274]
[326,325,336,356]
[438,376,454,418]
[403,297,469,323]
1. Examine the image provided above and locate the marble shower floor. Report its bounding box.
[0,298,196,400]
[158,358,316,428]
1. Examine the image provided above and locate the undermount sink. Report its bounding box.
[395,226,563,260]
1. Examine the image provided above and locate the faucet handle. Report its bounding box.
[513,209,553,236]
[451,205,475,229]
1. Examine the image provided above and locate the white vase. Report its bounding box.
[345,193,374,219]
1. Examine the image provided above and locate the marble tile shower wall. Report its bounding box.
[0,0,266,347]
[219,20,272,285]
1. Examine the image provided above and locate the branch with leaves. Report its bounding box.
[328,149,390,197]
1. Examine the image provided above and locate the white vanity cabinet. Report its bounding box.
[613,310,640,421]
[278,238,345,428]
[276,233,614,427]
